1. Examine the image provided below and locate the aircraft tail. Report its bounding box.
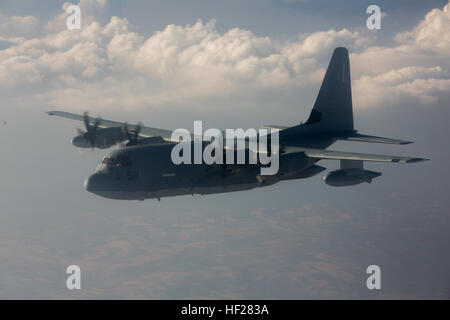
[305,47,354,132]
[277,48,417,148]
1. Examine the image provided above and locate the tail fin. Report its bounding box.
[305,47,354,132]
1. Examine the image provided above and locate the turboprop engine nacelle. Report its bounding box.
[323,168,382,187]
[72,126,125,149]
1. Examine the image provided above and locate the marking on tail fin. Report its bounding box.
[342,63,345,83]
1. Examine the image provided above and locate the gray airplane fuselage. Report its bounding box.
[85,137,332,200]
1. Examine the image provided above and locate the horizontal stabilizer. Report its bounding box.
[336,133,413,145]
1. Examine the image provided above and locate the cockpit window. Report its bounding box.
[102,157,115,165]
[101,156,132,167]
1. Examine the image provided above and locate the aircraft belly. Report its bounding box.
[144,164,266,199]
[94,190,147,200]
[145,181,263,199]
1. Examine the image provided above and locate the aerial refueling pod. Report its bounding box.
[323,160,382,187]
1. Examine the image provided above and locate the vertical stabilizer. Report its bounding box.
[306,47,354,132]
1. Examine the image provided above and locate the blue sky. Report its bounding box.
[0,0,449,298]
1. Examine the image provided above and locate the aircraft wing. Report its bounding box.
[284,147,429,163]
[335,133,413,145]
[263,125,289,131]
[47,111,175,141]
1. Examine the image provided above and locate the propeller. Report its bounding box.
[122,122,142,146]
[77,112,101,148]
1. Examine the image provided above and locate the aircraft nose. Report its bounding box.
[84,173,109,192]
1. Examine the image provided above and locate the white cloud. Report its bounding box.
[351,2,450,109]
[0,14,39,38]
[395,3,450,54]
[353,66,450,108]
[0,15,366,110]
[0,1,449,114]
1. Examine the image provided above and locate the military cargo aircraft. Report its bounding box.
[48,47,428,200]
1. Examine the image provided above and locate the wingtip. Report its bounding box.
[407,157,430,163]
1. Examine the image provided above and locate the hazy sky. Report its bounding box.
[0,0,449,299]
